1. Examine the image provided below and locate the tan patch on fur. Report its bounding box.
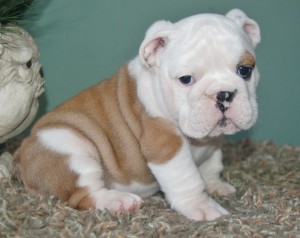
[13,135,78,202]
[140,116,183,164]
[13,65,183,207]
[67,187,96,210]
[77,196,97,210]
[239,50,255,67]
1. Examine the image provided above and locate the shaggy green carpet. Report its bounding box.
[0,138,299,237]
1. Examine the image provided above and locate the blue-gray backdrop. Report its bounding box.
[25,0,300,145]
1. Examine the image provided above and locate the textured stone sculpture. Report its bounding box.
[0,25,44,178]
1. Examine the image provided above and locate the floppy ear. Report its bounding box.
[226,9,261,48]
[139,20,173,67]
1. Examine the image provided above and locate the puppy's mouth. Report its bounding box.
[215,100,230,128]
[214,101,236,128]
[218,116,228,127]
[207,114,242,137]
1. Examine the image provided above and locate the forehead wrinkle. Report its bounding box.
[167,17,250,76]
[169,30,226,72]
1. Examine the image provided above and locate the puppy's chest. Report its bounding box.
[190,142,220,166]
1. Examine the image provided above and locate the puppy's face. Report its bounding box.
[139,9,261,138]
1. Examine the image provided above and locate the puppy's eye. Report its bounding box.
[26,59,32,69]
[237,65,253,80]
[178,75,194,85]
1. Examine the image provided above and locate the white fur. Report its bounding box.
[198,149,236,196]
[148,140,228,221]
[226,9,261,47]
[129,59,174,121]
[38,128,143,212]
[190,142,218,166]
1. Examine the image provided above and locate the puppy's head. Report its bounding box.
[139,9,261,138]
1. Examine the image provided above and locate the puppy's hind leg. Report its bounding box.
[38,128,142,213]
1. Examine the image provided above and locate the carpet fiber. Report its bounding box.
[0,138,299,237]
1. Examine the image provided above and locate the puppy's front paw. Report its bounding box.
[175,196,229,221]
[206,181,236,196]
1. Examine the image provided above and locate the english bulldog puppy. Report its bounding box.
[13,9,260,221]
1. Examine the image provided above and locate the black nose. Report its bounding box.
[216,91,235,103]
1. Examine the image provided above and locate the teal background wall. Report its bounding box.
[25,0,300,145]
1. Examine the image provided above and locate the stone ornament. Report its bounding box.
[0,25,45,178]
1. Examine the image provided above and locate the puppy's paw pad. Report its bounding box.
[98,191,143,214]
[178,197,229,221]
[207,181,236,196]
[203,199,229,221]
[114,195,142,213]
